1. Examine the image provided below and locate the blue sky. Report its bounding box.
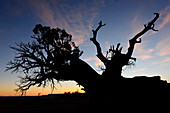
[0,0,170,96]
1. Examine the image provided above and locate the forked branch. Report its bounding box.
[90,21,108,65]
[126,13,160,59]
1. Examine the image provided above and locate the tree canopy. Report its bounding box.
[6,13,160,96]
[6,24,83,95]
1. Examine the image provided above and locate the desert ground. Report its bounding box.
[0,94,89,113]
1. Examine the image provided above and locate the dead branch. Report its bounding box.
[126,13,160,59]
[90,21,108,65]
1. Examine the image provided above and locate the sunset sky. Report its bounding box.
[0,0,170,96]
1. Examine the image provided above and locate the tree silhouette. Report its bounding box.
[90,13,159,81]
[6,13,170,111]
[6,13,170,110]
[6,24,84,95]
[6,23,101,96]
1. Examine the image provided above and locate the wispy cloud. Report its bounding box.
[134,42,154,60]
[153,57,170,65]
[129,13,144,38]
[129,6,170,60]
[132,68,146,73]
[29,0,56,27]
[158,6,170,29]
[135,43,154,54]
[162,57,170,63]
[84,57,103,66]
[28,0,105,46]
[129,12,155,61]
[156,37,170,56]
[104,41,110,50]
[158,13,170,30]
[138,55,153,60]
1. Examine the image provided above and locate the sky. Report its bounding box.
[0,0,170,96]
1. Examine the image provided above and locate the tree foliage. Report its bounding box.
[6,24,83,95]
[6,13,160,96]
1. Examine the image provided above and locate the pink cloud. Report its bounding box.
[29,0,56,27]
[158,13,170,29]
[158,6,170,29]
[95,59,103,66]
[156,38,170,56]
[139,55,153,60]
[135,44,154,54]
[84,57,96,62]
[84,57,103,66]
[129,13,144,38]
[158,47,170,56]
[29,0,105,46]
[132,68,146,73]
[162,57,170,63]
[134,42,154,60]
[153,57,170,65]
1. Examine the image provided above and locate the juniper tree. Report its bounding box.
[6,13,160,96]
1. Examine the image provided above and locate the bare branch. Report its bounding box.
[90,21,108,65]
[90,21,106,41]
[126,13,160,59]
[7,24,84,94]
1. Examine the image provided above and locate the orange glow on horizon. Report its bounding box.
[0,89,85,97]
[0,82,85,96]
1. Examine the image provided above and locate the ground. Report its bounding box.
[0,95,89,113]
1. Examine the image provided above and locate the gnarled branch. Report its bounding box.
[126,13,160,59]
[90,21,108,65]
